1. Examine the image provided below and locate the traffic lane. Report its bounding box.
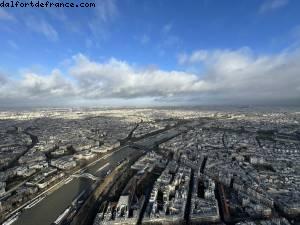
[87,147,138,176]
[94,163,110,178]
[91,147,141,177]
[80,145,128,175]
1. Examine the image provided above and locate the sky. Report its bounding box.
[0,0,300,107]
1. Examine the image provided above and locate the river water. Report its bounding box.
[13,129,181,225]
[14,146,137,225]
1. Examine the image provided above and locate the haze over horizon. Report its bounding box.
[1,0,300,107]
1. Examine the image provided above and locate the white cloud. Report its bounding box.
[178,50,209,65]
[0,8,16,21]
[158,22,181,55]
[88,0,118,38]
[0,70,74,102]
[0,73,8,85]
[95,0,118,23]
[46,8,81,33]
[25,17,58,41]
[177,47,300,104]
[69,54,207,98]
[259,0,289,13]
[1,47,300,106]
[20,70,74,98]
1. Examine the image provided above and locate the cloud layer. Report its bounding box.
[1,47,300,106]
[178,47,300,104]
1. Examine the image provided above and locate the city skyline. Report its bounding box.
[0,108,299,225]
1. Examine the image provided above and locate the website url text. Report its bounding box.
[0,1,96,8]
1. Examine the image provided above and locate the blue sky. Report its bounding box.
[0,0,300,107]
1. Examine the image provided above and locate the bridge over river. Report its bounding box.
[13,123,190,225]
